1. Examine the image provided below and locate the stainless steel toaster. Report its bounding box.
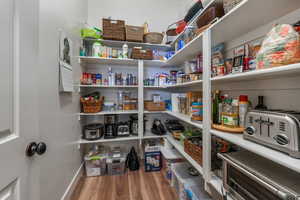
[244,110,300,158]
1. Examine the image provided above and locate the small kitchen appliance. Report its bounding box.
[82,123,104,140]
[117,122,130,137]
[244,110,300,158]
[129,115,139,136]
[104,115,118,139]
[219,150,300,200]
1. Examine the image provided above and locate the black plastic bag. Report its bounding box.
[126,147,140,171]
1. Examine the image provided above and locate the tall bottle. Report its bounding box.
[122,43,128,59]
[239,95,248,127]
[212,90,221,124]
[255,96,267,110]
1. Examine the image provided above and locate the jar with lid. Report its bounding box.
[221,97,239,128]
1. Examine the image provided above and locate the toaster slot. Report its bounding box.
[279,121,286,132]
[261,116,269,138]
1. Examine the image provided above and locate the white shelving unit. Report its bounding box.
[211,129,300,173]
[79,136,140,144]
[143,80,202,89]
[78,2,300,198]
[166,135,203,175]
[78,110,138,116]
[82,38,171,50]
[165,111,203,129]
[76,84,138,88]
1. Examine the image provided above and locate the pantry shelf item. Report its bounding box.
[125,25,144,42]
[166,135,203,175]
[255,96,267,110]
[256,24,300,69]
[80,96,104,113]
[184,137,203,166]
[82,124,104,140]
[143,32,164,44]
[244,110,300,158]
[107,147,126,175]
[131,47,153,60]
[84,145,107,177]
[211,62,300,83]
[196,3,224,30]
[82,38,171,50]
[144,101,165,111]
[77,85,138,88]
[102,18,126,41]
[212,124,244,134]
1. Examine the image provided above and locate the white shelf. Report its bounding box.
[166,111,203,129]
[79,56,168,67]
[211,63,300,83]
[144,80,202,89]
[167,80,203,88]
[76,84,138,88]
[211,0,300,45]
[82,38,171,50]
[211,129,300,173]
[144,110,167,114]
[166,135,203,175]
[79,136,140,144]
[79,56,138,65]
[143,60,170,67]
[144,86,167,89]
[79,110,138,116]
[143,131,166,139]
[167,32,204,66]
[169,0,220,46]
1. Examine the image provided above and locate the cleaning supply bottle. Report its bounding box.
[122,43,128,59]
[239,95,249,127]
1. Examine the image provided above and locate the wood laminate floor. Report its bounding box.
[71,169,178,200]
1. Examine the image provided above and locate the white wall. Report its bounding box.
[38,0,87,200]
[87,0,198,33]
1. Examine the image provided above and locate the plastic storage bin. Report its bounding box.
[161,145,184,185]
[84,153,107,177]
[107,148,126,176]
[171,162,210,200]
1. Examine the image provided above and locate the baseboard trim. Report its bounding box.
[60,163,84,200]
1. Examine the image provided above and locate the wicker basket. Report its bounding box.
[132,48,153,60]
[102,18,126,41]
[143,32,164,44]
[144,101,165,111]
[184,137,203,166]
[123,99,137,110]
[126,25,144,42]
[81,97,104,113]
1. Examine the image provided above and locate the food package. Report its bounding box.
[256,24,300,69]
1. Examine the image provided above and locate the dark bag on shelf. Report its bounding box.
[126,147,140,171]
[184,0,203,23]
[196,3,225,29]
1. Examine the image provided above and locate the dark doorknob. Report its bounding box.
[26,142,47,157]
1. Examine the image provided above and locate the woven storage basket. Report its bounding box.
[184,137,203,166]
[81,97,104,113]
[126,25,144,42]
[144,101,165,111]
[143,32,164,44]
[132,48,153,60]
[102,18,126,41]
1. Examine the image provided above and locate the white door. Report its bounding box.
[0,0,40,200]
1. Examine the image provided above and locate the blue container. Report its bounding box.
[144,151,162,172]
